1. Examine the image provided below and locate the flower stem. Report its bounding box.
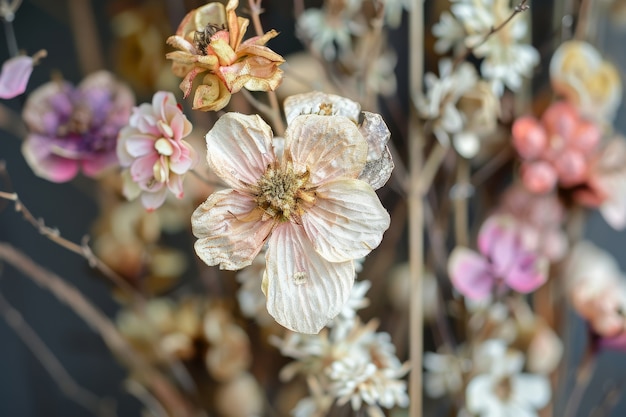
[247,0,285,136]
[562,343,597,417]
[2,17,17,57]
[0,292,116,417]
[408,0,425,416]
[454,157,470,247]
[0,187,143,303]
[0,243,199,417]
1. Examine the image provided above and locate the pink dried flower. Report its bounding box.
[448,215,549,300]
[512,101,601,194]
[575,136,626,230]
[22,71,135,182]
[498,185,568,262]
[191,111,390,333]
[117,91,197,211]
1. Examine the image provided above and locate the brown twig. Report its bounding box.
[562,343,597,417]
[408,1,425,416]
[0,243,199,417]
[246,0,286,136]
[0,189,143,303]
[0,291,117,417]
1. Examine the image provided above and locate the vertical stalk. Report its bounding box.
[408,0,424,416]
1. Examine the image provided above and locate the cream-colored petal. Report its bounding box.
[206,112,276,189]
[263,223,354,334]
[284,91,361,125]
[302,179,390,262]
[358,146,394,190]
[192,189,274,270]
[285,114,367,185]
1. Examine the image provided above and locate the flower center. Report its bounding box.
[194,23,226,55]
[494,376,512,402]
[255,163,312,221]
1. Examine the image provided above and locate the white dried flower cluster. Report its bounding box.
[432,0,540,95]
[271,318,409,416]
[416,59,499,158]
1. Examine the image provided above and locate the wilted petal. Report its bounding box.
[510,374,551,410]
[0,56,34,99]
[21,135,79,182]
[141,187,168,211]
[302,179,390,262]
[206,112,276,189]
[505,252,548,294]
[448,247,494,300]
[192,73,231,111]
[192,189,274,270]
[285,114,367,185]
[263,222,354,333]
[284,91,361,125]
[358,146,394,190]
[219,56,283,93]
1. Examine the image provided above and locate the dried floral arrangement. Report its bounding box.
[1,0,626,416]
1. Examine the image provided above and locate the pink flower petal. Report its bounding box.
[124,133,157,158]
[21,134,79,182]
[0,56,34,99]
[206,113,276,190]
[285,114,367,186]
[553,149,587,186]
[571,120,601,153]
[81,153,118,177]
[301,179,390,262]
[130,154,158,182]
[263,222,355,333]
[141,188,168,211]
[521,161,558,194]
[447,247,494,300]
[504,252,548,293]
[512,117,547,159]
[192,189,275,270]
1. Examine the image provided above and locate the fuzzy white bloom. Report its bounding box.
[272,318,408,416]
[424,351,471,398]
[297,3,364,61]
[379,0,411,28]
[433,0,539,95]
[466,340,551,417]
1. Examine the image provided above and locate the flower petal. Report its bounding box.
[192,189,274,270]
[263,222,355,333]
[285,114,367,185]
[206,113,276,189]
[283,91,361,125]
[0,56,34,99]
[510,374,551,409]
[301,179,390,262]
[21,134,79,182]
[448,247,494,300]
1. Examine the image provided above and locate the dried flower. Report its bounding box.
[497,185,568,262]
[166,0,284,111]
[272,318,408,416]
[192,103,390,333]
[466,340,551,417]
[434,0,539,94]
[21,71,134,182]
[297,0,364,61]
[563,241,626,339]
[512,101,601,194]
[550,40,622,123]
[448,215,549,300]
[575,136,626,230]
[117,91,197,211]
[424,350,470,398]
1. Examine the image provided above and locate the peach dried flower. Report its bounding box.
[166,0,284,111]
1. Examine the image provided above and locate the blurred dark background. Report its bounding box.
[0,1,626,416]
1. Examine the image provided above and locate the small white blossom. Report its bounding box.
[466,340,551,417]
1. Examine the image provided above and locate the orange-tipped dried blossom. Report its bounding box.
[166,0,284,111]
